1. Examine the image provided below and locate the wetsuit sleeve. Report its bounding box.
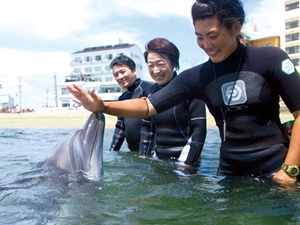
[183,99,207,165]
[268,47,300,112]
[110,116,125,151]
[139,116,155,156]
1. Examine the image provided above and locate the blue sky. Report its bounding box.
[0,0,283,108]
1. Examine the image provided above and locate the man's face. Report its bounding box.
[112,64,137,88]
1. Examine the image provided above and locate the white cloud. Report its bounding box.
[112,0,195,18]
[242,0,284,35]
[0,0,104,39]
[0,0,194,40]
[0,48,70,76]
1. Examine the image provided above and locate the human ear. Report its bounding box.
[232,21,242,36]
[133,67,138,76]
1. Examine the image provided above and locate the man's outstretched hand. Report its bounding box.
[67,84,104,113]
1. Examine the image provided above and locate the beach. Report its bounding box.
[0,104,294,129]
[0,107,219,128]
[0,108,115,128]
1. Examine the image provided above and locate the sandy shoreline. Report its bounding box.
[0,108,218,129]
[0,106,294,129]
[0,109,117,128]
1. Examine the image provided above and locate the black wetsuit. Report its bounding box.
[148,43,300,177]
[110,78,153,151]
[139,72,207,165]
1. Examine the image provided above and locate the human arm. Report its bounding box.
[178,99,207,166]
[273,110,300,183]
[67,84,157,117]
[138,117,155,157]
[110,117,126,151]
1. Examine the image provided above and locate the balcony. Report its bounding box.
[86,80,101,88]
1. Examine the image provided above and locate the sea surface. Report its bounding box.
[1,127,300,225]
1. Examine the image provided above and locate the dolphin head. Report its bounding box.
[43,112,105,181]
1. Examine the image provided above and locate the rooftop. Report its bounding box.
[72,43,135,54]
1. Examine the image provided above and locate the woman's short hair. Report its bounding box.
[144,38,180,71]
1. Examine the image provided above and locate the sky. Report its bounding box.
[0,0,284,108]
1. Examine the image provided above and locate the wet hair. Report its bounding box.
[109,55,136,71]
[144,38,180,71]
[191,0,245,30]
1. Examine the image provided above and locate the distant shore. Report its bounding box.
[0,108,115,128]
[0,105,294,129]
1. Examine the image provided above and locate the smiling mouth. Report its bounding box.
[155,74,165,80]
[209,50,219,56]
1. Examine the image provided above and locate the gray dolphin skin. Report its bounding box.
[42,112,105,181]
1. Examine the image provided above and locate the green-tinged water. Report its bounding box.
[0,128,300,225]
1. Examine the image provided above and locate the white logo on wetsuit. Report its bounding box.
[281,59,295,75]
[221,80,247,106]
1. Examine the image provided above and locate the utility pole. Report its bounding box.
[19,76,21,109]
[46,88,49,107]
[54,74,58,107]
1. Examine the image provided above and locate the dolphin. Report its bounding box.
[41,112,105,181]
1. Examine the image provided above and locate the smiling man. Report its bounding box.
[109,55,153,152]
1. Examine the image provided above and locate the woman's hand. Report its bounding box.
[67,84,104,113]
[273,169,297,183]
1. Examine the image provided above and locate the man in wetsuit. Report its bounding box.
[109,55,153,151]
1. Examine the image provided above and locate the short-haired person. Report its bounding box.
[139,38,206,166]
[67,0,300,184]
[109,55,153,151]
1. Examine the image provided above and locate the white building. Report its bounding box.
[0,95,14,109]
[58,43,146,107]
[283,0,300,72]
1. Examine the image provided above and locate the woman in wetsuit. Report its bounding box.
[67,0,300,184]
[139,38,206,166]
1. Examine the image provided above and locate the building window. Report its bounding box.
[262,43,272,47]
[117,52,125,57]
[94,77,102,82]
[105,76,113,82]
[73,57,81,63]
[286,33,299,42]
[61,99,71,107]
[285,2,299,11]
[291,58,299,66]
[105,65,112,71]
[94,66,102,72]
[61,88,69,95]
[85,56,92,62]
[95,55,102,61]
[99,87,121,93]
[286,20,299,29]
[104,54,113,60]
[73,68,81,74]
[84,67,92,73]
[286,46,299,54]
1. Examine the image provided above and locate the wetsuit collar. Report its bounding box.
[127,78,142,92]
[209,42,245,66]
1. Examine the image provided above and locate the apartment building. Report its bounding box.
[241,34,280,48]
[58,43,145,107]
[283,0,300,72]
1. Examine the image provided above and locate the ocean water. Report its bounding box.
[0,127,300,225]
